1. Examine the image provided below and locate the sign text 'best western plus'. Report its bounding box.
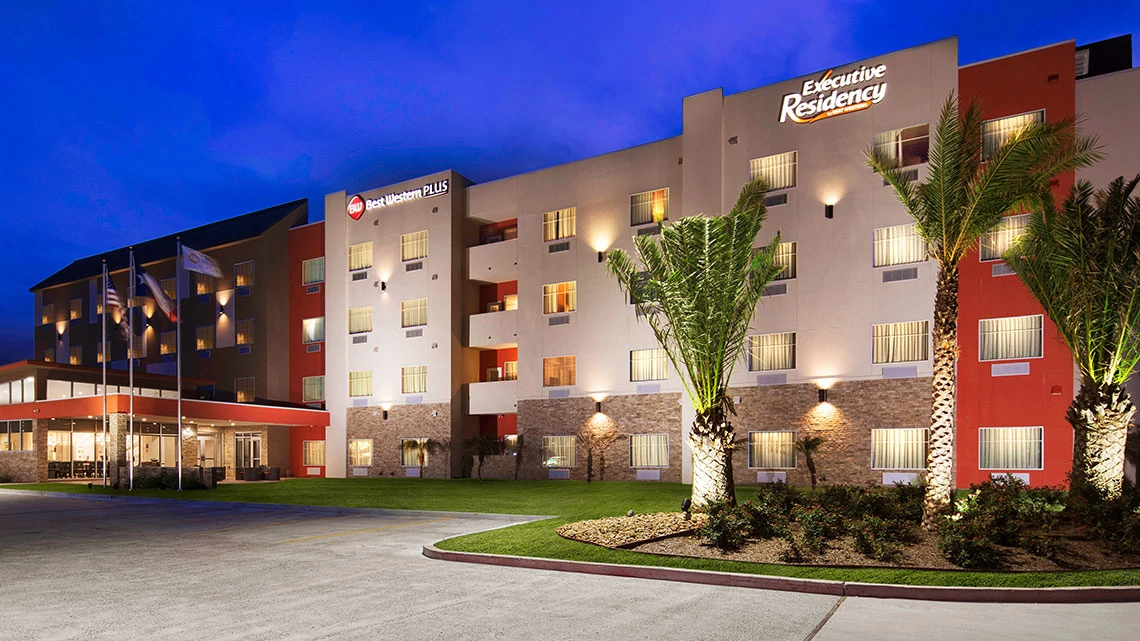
[347,179,450,220]
[780,64,887,124]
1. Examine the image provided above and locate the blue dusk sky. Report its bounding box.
[0,1,1137,362]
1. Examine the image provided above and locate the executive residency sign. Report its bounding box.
[347,178,450,220]
[779,64,888,124]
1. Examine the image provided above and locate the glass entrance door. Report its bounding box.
[198,434,218,467]
[234,432,262,468]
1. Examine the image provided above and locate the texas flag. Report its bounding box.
[136,267,177,322]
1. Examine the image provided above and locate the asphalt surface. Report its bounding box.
[0,491,1137,640]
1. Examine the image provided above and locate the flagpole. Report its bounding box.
[128,249,135,492]
[102,260,108,489]
[176,238,183,491]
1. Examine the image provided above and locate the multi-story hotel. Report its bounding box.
[4,34,1137,488]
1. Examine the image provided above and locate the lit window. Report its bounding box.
[630,348,668,382]
[982,110,1044,160]
[873,124,930,167]
[302,316,325,343]
[542,356,576,387]
[96,343,103,364]
[69,346,82,366]
[542,435,576,467]
[873,223,927,267]
[160,278,176,300]
[235,377,255,403]
[503,361,518,380]
[348,307,372,334]
[401,438,430,467]
[348,242,373,271]
[871,428,928,470]
[349,370,372,397]
[748,333,796,371]
[772,241,797,280]
[236,319,255,346]
[749,151,798,191]
[979,315,1043,361]
[872,321,929,364]
[543,207,576,241]
[748,431,796,469]
[160,331,176,355]
[234,261,255,287]
[302,257,325,284]
[42,349,53,363]
[131,333,145,358]
[196,325,215,351]
[195,273,215,295]
[302,441,325,466]
[401,230,428,261]
[630,434,668,468]
[503,294,518,311]
[401,298,427,328]
[980,214,1030,261]
[979,427,1043,470]
[630,188,669,226]
[41,303,54,325]
[401,365,427,394]
[348,439,373,466]
[303,376,325,402]
[542,281,576,314]
[69,298,83,320]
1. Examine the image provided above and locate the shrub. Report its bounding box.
[754,482,799,516]
[818,484,864,519]
[938,515,1002,569]
[850,515,904,562]
[792,505,843,554]
[696,498,752,551]
[888,482,925,524]
[1066,476,1140,553]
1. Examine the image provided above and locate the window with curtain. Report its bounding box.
[195,325,215,350]
[503,294,518,311]
[979,427,1043,470]
[69,346,81,366]
[771,241,797,280]
[873,223,927,267]
[979,214,1030,261]
[873,124,930,167]
[69,298,82,320]
[979,315,1043,361]
[542,435,576,467]
[542,281,577,314]
[401,438,429,467]
[630,348,668,382]
[235,377,255,403]
[41,302,55,325]
[160,277,176,300]
[543,207,576,241]
[871,428,928,470]
[160,331,176,355]
[543,356,576,387]
[401,230,428,261]
[302,316,325,343]
[349,370,372,397]
[630,434,669,467]
[348,242,373,271]
[234,261,255,287]
[748,431,796,468]
[982,110,1044,160]
[348,307,372,334]
[749,151,798,190]
[401,298,427,328]
[236,319,255,345]
[348,439,373,466]
[503,361,518,380]
[401,365,427,394]
[748,333,796,371]
[302,257,325,284]
[303,376,325,402]
[195,272,215,295]
[872,321,929,364]
[630,188,669,225]
[303,440,325,466]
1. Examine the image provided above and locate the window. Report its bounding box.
[748,332,796,371]
[69,346,82,365]
[630,188,669,226]
[982,110,1044,160]
[235,377,255,403]
[303,376,325,402]
[160,278,176,300]
[349,370,373,397]
[871,428,928,470]
[348,242,373,271]
[772,241,797,280]
[302,257,325,284]
[542,281,577,314]
[979,315,1043,361]
[302,316,325,343]
[69,298,82,320]
[160,331,176,355]
[348,439,373,467]
[980,214,1030,261]
[873,124,930,167]
[503,361,518,381]
[543,356,576,387]
[503,294,518,311]
[195,272,215,295]
[42,349,53,363]
[401,365,427,394]
[873,223,927,267]
[401,438,430,467]
[303,440,325,466]
[979,427,1044,470]
[41,303,54,325]
[96,342,103,364]
[131,333,145,358]
[872,321,929,364]
[543,207,576,241]
[542,435,576,467]
[1,421,33,452]
[235,319,255,346]
[749,151,798,191]
[630,434,669,468]
[401,230,428,261]
[348,307,373,334]
[196,325,215,351]
[401,298,427,328]
[630,348,668,382]
[234,261,255,287]
[748,431,796,469]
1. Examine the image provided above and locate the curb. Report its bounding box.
[422,545,1140,603]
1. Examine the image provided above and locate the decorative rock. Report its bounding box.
[557,512,707,548]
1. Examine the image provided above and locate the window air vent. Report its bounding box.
[351,271,368,281]
[763,283,787,297]
[882,267,919,283]
[197,294,211,304]
[305,343,322,353]
[548,469,570,480]
[236,286,251,297]
[198,350,211,359]
[405,261,423,272]
[763,193,788,207]
[238,345,252,355]
[162,354,175,363]
[404,396,423,405]
[548,315,570,326]
[991,362,1030,377]
[636,226,661,236]
[352,335,368,344]
[755,373,787,386]
[405,328,423,338]
[547,389,570,399]
[548,241,570,254]
[306,285,321,294]
[883,168,919,186]
[992,263,1016,277]
[636,384,660,395]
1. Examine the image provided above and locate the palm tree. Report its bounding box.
[868,93,1100,528]
[1006,177,1140,499]
[467,434,503,481]
[401,438,446,479]
[607,179,783,506]
[795,435,826,492]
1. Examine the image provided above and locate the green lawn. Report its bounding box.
[6,478,1138,588]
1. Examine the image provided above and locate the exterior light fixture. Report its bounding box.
[818,388,828,403]
[218,304,225,317]
[382,410,389,420]
[381,281,387,291]
[595,400,603,413]
[597,251,605,264]
[824,204,834,219]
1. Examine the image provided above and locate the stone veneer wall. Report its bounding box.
[346,402,453,478]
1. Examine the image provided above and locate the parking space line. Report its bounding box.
[276,517,454,544]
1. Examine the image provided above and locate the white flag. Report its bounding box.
[181,245,222,278]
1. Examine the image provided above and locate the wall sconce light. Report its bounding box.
[595,400,603,413]
[380,281,387,291]
[218,304,225,317]
[824,204,834,219]
[597,251,605,264]
[818,388,828,403]
[382,410,389,420]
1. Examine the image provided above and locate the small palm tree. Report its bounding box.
[795,435,826,492]
[402,438,446,479]
[467,434,503,481]
[607,179,783,506]
[1006,177,1140,499]
[868,93,1099,528]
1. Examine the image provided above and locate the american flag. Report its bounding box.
[106,278,126,317]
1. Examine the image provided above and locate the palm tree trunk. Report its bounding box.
[923,264,959,530]
[690,411,734,507]
[1068,379,1136,499]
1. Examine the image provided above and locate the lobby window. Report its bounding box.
[302,257,325,285]
[1,420,33,452]
[873,124,930,167]
[303,440,325,467]
[401,438,430,467]
[348,242,373,271]
[401,230,428,261]
[69,346,82,366]
[979,427,1044,470]
[748,332,796,371]
[348,307,373,334]
[542,281,576,314]
[543,207,576,241]
[235,377,255,403]
[160,278,176,300]
[348,439,373,467]
[234,261,255,287]
[980,214,1030,261]
[195,272,215,295]
[772,241,797,281]
[873,223,927,267]
[302,316,325,343]
[630,188,669,226]
[69,298,83,320]
[982,110,1044,160]
[41,303,54,325]
[401,298,427,328]
[543,356,576,387]
[630,348,668,382]
[401,365,427,394]
[349,370,373,397]
[979,315,1043,361]
[236,319,255,346]
[503,361,518,381]
[872,321,929,364]
[160,331,176,355]
[196,325,215,351]
[303,376,325,402]
[871,428,928,470]
[748,431,796,469]
[749,150,797,191]
[542,435,576,467]
[630,434,668,468]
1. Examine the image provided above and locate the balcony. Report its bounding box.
[468,379,517,415]
[468,238,518,284]
[468,309,518,349]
